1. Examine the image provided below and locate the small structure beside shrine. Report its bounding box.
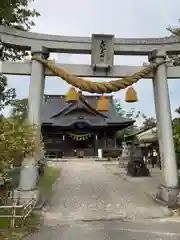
[125,127,160,167]
[41,93,134,158]
[136,127,157,144]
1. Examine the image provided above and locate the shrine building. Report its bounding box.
[41,91,134,158]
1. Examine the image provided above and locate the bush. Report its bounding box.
[0,118,44,178]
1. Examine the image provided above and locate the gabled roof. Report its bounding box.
[137,127,157,143]
[125,126,157,138]
[51,97,107,118]
[40,94,134,127]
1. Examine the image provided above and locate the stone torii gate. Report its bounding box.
[0,25,180,206]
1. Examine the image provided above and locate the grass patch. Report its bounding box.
[0,212,42,239]
[38,166,60,198]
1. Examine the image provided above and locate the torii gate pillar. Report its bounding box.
[28,47,49,127]
[149,50,179,206]
[18,48,49,199]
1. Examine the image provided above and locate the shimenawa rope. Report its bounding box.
[31,56,166,94]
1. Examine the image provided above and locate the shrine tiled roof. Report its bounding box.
[40,94,134,127]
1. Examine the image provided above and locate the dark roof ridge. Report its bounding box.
[79,95,107,118]
[50,95,107,119]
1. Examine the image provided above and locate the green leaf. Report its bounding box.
[0,0,40,61]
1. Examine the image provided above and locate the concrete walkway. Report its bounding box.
[43,161,171,226]
[25,219,180,240]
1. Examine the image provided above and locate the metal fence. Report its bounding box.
[0,193,36,228]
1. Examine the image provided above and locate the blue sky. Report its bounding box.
[4,0,180,121]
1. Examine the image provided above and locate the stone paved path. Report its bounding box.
[42,161,170,226]
[25,219,180,240]
[25,161,179,240]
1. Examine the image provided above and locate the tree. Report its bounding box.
[0,118,44,177]
[175,107,180,115]
[141,114,156,130]
[10,98,28,121]
[0,0,40,61]
[114,100,140,140]
[0,1,41,179]
[114,99,157,141]
[0,0,40,115]
[114,100,127,117]
[172,118,180,153]
[0,75,16,116]
[115,99,141,119]
[173,107,180,153]
[167,20,180,66]
[167,19,180,36]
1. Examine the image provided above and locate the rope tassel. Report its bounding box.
[97,96,109,111]
[65,87,79,102]
[125,86,138,103]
